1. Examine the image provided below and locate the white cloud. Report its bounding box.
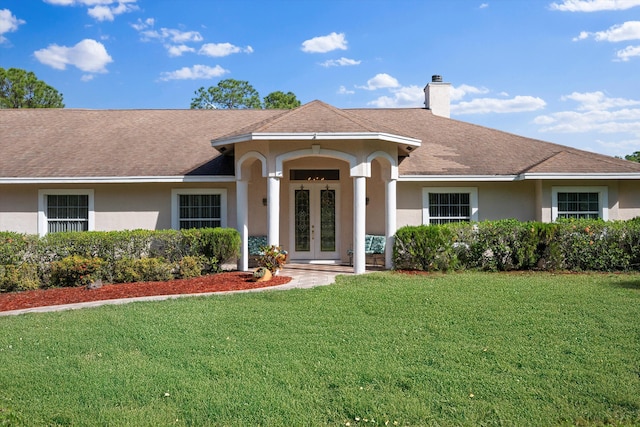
[131,17,154,31]
[146,28,203,43]
[320,57,361,67]
[301,32,347,53]
[368,85,424,108]
[158,64,228,81]
[166,44,195,57]
[338,85,355,95]
[132,19,206,57]
[550,0,640,11]
[479,3,489,8]
[358,73,400,90]
[0,9,25,43]
[34,38,113,73]
[534,91,640,135]
[561,91,640,110]
[81,74,95,82]
[199,42,253,57]
[596,137,640,151]
[616,44,640,60]
[44,0,138,21]
[574,21,640,42]
[450,84,490,101]
[451,96,547,114]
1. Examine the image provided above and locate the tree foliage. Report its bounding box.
[263,91,301,109]
[191,79,261,109]
[190,79,300,110]
[0,67,64,108]
[624,151,640,162]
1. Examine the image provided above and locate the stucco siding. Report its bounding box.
[0,186,38,234]
[397,181,538,228]
[0,183,236,235]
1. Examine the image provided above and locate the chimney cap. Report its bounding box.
[432,75,443,83]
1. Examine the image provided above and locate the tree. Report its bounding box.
[190,79,301,110]
[625,151,640,162]
[0,67,64,108]
[263,91,301,109]
[191,79,261,109]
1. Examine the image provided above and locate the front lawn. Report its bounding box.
[1,272,639,426]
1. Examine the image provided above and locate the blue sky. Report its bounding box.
[1,0,639,158]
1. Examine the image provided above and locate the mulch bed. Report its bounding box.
[0,272,292,312]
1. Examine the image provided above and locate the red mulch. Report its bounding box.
[0,272,292,312]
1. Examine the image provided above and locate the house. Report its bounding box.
[2,75,640,274]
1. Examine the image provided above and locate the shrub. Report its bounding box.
[0,264,40,292]
[49,255,104,288]
[556,220,630,271]
[113,258,173,283]
[181,228,240,271]
[177,255,205,279]
[394,225,456,271]
[393,219,640,273]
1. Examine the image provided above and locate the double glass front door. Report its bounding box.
[289,183,339,260]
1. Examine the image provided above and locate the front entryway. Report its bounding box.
[288,183,340,261]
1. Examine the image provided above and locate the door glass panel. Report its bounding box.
[295,189,310,252]
[320,189,336,252]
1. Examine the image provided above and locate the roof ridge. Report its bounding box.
[517,150,567,174]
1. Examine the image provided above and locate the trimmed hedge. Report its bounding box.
[0,228,240,291]
[394,218,640,272]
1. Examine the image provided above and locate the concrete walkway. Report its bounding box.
[0,263,382,317]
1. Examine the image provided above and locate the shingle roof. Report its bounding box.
[0,109,279,178]
[346,108,640,175]
[215,100,411,137]
[1,103,639,179]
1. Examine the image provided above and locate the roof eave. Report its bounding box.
[0,176,236,185]
[212,132,421,147]
[398,175,519,182]
[520,172,640,180]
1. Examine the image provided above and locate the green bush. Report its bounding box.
[0,228,239,290]
[0,232,36,265]
[394,225,456,271]
[49,255,104,288]
[0,263,40,292]
[181,228,240,271]
[113,257,173,283]
[556,220,630,271]
[177,255,205,279]
[394,218,640,273]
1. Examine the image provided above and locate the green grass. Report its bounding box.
[1,272,639,426]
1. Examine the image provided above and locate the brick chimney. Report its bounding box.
[424,75,451,118]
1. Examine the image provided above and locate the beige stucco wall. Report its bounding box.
[0,182,236,235]
[537,180,624,222]
[618,180,640,220]
[0,186,38,234]
[396,180,538,227]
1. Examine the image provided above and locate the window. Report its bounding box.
[38,189,95,236]
[552,186,608,221]
[171,189,227,230]
[422,187,478,225]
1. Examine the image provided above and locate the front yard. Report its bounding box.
[1,271,639,426]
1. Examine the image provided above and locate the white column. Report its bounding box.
[353,176,366,274]
[385,178,397,269]
[236,180,249,271]
[267,176,280,247]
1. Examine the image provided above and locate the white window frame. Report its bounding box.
[171,188,227,230]
[38,189,95,237]
[422,187,479,225]
[551,186,608,221]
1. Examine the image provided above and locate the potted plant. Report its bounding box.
[253,245,288,280]
[252,266,272,282]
